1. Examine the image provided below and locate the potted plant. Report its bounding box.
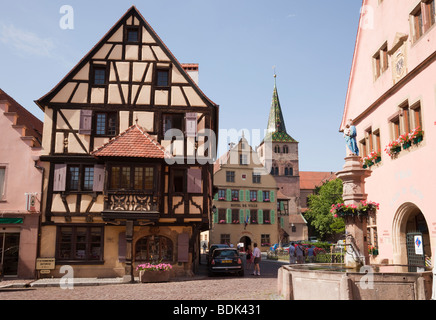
[399,133,411,149]
[384,139,401,157]
[409,126,424,145]
[136,262,173,283]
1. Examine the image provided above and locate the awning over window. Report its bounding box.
[0,218,23,224]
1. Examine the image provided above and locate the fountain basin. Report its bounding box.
[278,264,432,300]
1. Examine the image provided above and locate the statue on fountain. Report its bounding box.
[344,119,359,156]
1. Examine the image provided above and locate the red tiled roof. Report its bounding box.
[299,171,336,190]
[92,124,169,159]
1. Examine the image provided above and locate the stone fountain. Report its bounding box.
[277,120,432,300]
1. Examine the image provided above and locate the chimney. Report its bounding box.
[182,63,199,85]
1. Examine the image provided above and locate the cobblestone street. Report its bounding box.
[0,255,287,300]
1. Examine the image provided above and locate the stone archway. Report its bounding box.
[392,202,431,269]
[239,236,252,252]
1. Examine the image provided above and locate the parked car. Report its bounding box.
[206,244,229,265]
[208,248,244,277]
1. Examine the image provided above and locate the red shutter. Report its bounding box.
[79,110,93,135]
[187,168,202,193]
[93,164,105,192]
[53,164,67,192]
[178,233,189,262]
[118,232,126,262]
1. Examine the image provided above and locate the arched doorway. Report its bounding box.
[239,236,251,252]
[392,203,431,271]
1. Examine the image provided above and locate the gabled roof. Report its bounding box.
[91,124,169,159]
[35,6,217,109]
[0,88,43,147]
[264,76,296,143]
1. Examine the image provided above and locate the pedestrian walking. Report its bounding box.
[307,245,316,263]
[246,246,254,270]
[288,242,296,264]
[296,243,305,264]
[252,243,261,276]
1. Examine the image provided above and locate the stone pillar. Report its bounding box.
[336,156,372,268]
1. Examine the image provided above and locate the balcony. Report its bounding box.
[102,191,160,221]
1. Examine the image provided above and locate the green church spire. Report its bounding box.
[265,75,296,143]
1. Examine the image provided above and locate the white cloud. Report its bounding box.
[0,24,56,58]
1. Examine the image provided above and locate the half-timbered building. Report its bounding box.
[36,6,218,279]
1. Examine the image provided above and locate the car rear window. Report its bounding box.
[213,250,238,258]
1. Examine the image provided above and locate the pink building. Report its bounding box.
[341,0,436,270]
[0,89,43,278]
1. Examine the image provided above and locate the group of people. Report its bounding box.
[288,243,316,264]
[245,243,262,276]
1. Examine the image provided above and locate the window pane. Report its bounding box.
[121,167,131,189]
[111,167,120,189]
[107,114,117,136]
[157,70,169,86]
[89,228,102,260]
[173,170,184,193]
[83,166,94,191]
[134,167,143,190]
[68,166,79,191]
[144,167,154,189]
[127,29,139,42]
[96,113,106,135]
[94,68,106,85]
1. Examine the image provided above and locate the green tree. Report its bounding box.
[303,179,344,240]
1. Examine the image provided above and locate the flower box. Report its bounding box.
[402,141,411,150]
[139,270,170,283]
[218,197,225,201]
[137,262,172,283]
[263,199,270,202]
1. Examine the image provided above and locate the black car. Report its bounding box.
[208,248,244,277]
[206,244,229,265]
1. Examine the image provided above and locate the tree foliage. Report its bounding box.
[304,178,344,240]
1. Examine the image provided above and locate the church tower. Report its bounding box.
[258,75,307,243]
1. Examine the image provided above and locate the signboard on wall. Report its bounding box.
[414,235,424,255]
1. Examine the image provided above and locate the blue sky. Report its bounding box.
[0,0,362,173]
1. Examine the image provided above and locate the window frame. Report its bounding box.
[109,164,157,192]
[95,112,117,137]
[56,225,104,262]
[91,64,108,87]
[135,235,173,262]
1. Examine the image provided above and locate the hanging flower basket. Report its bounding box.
[331,200,379,218]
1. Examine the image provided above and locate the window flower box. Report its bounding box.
[263,199,270,202]
[232,197,239,201]
[219,220,226,224]
[250,198,257,202]
[218,197,225,201]
[232,220,239,224]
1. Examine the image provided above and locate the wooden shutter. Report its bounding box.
[93,164,105,192]
[257,190,263,202]
[226,208,232,224]
[246,190,250,201]
[226,189,231,201]
[239,209,244,225]
[239,190,244,202]
[53,164,67,192]
[246,209,250,225]
[118,232,126,262]
[258,209,263,224]
[270,190,275,202]
[178,233,189,262]
[271,210,276,225]
[79,110,93,135]
[187,168,202,193]
[185,113,197,138]
[213,210,218,224]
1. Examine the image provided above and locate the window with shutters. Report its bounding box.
[250,210,258,224]
[95,112,117,136]
[66,164,95,192]
[263,191,270,202]
[232,209,239,224]
[217,189,226,200]
[231,190,239,201]
[218,209,226,224]
[411,1,435,42]
[373,42,388,80]
[135,235,173,262]
[263,210,271,224]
